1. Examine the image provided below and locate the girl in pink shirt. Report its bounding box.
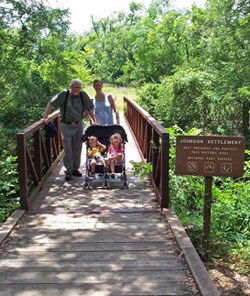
[106,133,124,178]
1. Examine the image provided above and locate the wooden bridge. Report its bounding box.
[0,98,219,295]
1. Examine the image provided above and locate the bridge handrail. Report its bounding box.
[124,96,170,208]
[17,110,63,210]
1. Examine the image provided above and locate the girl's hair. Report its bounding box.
[88,136,97,142]
[110,133,122,143]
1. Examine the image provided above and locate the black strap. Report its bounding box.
[80,91,84,111]
[62,90,84,121]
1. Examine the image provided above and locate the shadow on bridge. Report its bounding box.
[0,98,219,295]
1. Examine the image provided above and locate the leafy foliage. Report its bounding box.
[0,0,92,155]
[129,160,153,179]
[0,151,19,222]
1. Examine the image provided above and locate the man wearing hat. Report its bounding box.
[44,79,95,181]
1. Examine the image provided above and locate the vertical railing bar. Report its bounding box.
[148,126,153,162]
[45,137,52,165]
[41,137,50,170]
[17,133,28,210]
[152,130,159,181]
[51,138,59,159]
[161,132,170,208]
[26,146,39,185]
[34,130,42,181]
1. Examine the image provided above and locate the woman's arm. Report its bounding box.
[88,109,96,125]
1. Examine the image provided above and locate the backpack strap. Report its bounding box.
[80,91,84,112]
[62,90,70,121]
[63,90,84,121]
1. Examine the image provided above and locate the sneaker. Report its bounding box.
[72,170,82,177]
[65,173,72,181]
[111,173,115,179]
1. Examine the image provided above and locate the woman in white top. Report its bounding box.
[92,78,120,125]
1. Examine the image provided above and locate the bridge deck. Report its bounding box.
[0,116,217,295]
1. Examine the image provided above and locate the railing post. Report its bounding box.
[161,132,170,208]
[17,133,28,210]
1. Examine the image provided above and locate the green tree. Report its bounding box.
[0,0,91,154]
[197,0,250,137]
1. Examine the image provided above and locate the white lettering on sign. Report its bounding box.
[207,139,241,145]
[176,135,245,177]
[188,156,204,160]
[179,139,204,144]
[217,157,232,161]
[201,151,217,155]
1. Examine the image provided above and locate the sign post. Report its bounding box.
[175,135,245,260]
[203,176,212,260]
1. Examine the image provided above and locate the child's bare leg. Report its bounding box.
[110,160,115,174]
[101,159,108,173]
[90,159,96,173]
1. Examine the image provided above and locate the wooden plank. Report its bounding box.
[15,222,168,231]
[0,250,178,261]
[0,259,185,271]
[6,232,172,244]
[15,214,167,225]
[0,283,196,296]
[0,270,187,284]
[7,223,171,234]
[4,241,174,252]
[24,212,163,222]
[8,227,172,242]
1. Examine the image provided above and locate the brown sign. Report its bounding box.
[175,136,245,177]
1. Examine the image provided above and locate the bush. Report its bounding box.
[0,151,20,222]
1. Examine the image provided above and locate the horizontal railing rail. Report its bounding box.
[124,96,170,208]
[17,111,63,210]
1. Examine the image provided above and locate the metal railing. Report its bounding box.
[17,111,63,210]
[124,96,170,208]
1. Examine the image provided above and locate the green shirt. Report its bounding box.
[50,90,94,122]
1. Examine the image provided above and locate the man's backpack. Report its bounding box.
[62,90,88,121]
